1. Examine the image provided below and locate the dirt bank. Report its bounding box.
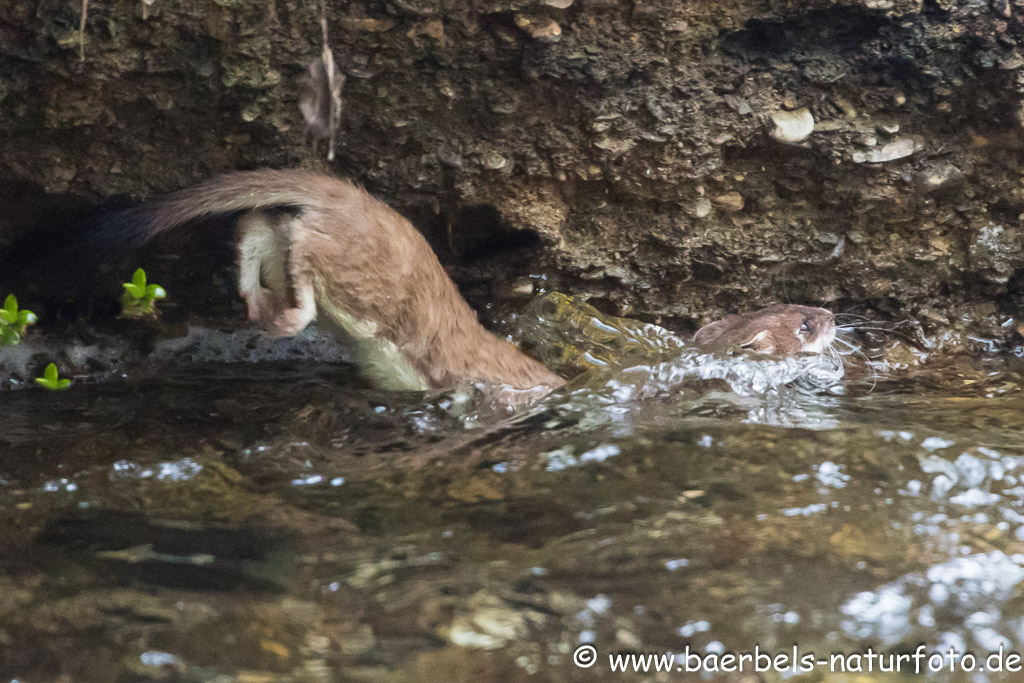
[2,0,1023,353]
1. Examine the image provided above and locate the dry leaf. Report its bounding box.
[299,19,344,160]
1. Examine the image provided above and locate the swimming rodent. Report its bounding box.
[60,169,565,393]
[38,169,834,393]
[693,304,836,355]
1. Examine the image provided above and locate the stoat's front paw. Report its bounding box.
[267,307,313,339]
[243,289,286,326]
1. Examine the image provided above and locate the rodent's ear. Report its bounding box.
[739,329,774,354]
[693,320,723,347]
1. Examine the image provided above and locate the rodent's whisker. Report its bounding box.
[840,341,879,391]
[837,324,898,333]
[831,336,858,351]
[829,337,879,390]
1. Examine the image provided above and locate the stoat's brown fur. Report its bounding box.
[104,169,565,393]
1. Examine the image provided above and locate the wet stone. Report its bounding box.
[446,592,539,650]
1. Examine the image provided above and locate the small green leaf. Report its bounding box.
[1,328,19,346]
[0,310,13,325]
[123,283,145,299]
[119,269,165,318]
[35,363,70,390]
[18,310,36,326]
[4,294,17,314]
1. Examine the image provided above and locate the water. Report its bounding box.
[1,294,1023,682]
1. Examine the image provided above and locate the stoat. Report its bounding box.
[83,169,565,393]
[53,169,835,393]
[693,304,836,355]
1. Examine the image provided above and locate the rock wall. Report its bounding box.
[2,0,1024,348]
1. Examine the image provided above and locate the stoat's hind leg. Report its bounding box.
[266,216,317,339]
[237,210,289,327]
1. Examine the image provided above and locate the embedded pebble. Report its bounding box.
[768,108,814,144]
[340,17,396,32]
[713,192,745,212]
[917,164,963,194]
[490,97,517,115]
[691,197,713,219]
[514,15,562,43]
[593,137,635,155]
[852,138,916,163]
[481,151,508,170]
[510,278,535,297]
[875,121,900,136]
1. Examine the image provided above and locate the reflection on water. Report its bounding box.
[1,293,1023,681]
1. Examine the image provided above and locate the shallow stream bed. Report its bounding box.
[1,303,1023,683]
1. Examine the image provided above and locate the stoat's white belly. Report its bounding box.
[314,284,430,392]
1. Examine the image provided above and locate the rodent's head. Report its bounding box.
[693,304,836,356]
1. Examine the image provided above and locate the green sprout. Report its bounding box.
[35,363,71,391]
[120,268,167,318]
[0,294,38,347]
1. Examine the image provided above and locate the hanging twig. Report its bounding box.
[299,2,344,160]
[78,0,88,61]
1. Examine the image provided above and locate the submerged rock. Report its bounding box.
[446,592,543,650]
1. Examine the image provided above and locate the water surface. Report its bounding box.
[1,297,1023,682]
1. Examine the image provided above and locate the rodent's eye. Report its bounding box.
[799,318,811,334]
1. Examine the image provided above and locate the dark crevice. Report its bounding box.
[922,0,953,17]
[450,203,542,262]
[723,8,889,59]
[0,184,240,322]
[411,202,544,266]
[996,266,1024,316]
